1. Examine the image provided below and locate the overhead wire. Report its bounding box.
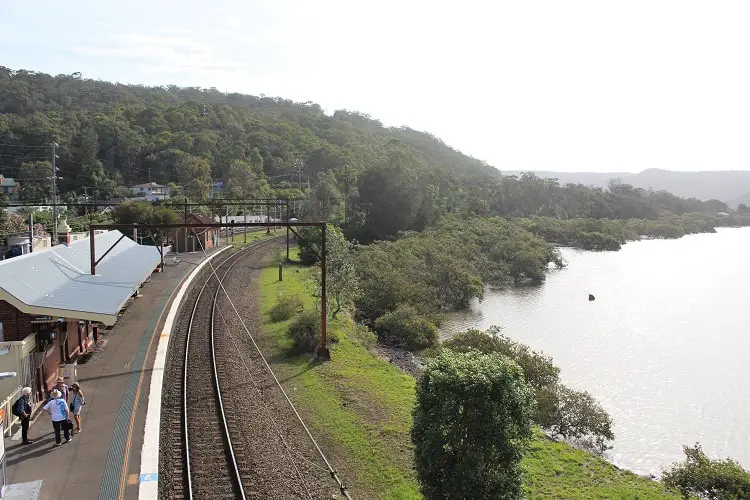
[194,236,352,499]
[214,304,314,500]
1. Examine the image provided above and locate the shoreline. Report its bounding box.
[371,341,662,483]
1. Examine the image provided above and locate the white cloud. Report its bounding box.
[69,31,247,74]
[16,0,750,172]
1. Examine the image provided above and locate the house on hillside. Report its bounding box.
[130,182,170,201]
[0,175,20,200]
[174,213,218,252]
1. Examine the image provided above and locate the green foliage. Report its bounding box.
[287,310,322,353]
[18,161,52,201]
[441,327,560,390]
[269,294,303,322]
[310,225,360,319]
[354,217,562,349]
[113,200,179,244]
[662,443,750,499]
[518,214,750,250]
[534,384,615,455]
[2,68,745,244]
[375,305,438,351]
[438,328,614,455]
[412,350,534,499]
[348,323,378,348]
[262,251,676,499]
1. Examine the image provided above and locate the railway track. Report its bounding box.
[163,240,275,499]
[161,236,349,499]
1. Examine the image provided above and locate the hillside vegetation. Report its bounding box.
[260,254,679,499]
[1,67,746,245]
[505,168,750,206]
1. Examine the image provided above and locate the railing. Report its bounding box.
[1,385,22,436]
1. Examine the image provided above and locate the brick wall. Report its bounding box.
[0,300,33,341]
[0,301,94,395]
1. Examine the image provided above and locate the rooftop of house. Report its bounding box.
[132,182,168,189]
[0,175,19,187]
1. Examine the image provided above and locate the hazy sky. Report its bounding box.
[2,0,749,173]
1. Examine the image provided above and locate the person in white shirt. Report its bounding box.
[43,389,71,446]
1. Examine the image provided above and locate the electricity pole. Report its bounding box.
[51,142,59,244]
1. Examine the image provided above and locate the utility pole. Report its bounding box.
[28,213,33,253]
[51,142,59,244]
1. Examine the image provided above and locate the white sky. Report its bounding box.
[2,0,749,173]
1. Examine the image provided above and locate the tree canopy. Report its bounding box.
[2,67,746,244]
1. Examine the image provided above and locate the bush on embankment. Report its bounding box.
[412,350,534,499]
[287,310,322,353]
[269,293,303,322]
[262,253,679,499]
[354,216,563,350]
[662,443,750,499]
[433,327,614,455]
[518,213,750,250]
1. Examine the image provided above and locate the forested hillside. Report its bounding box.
[0,67,742,243]
[505,169,750,206]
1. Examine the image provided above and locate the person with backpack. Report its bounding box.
[43,389,71,446]
[12,387,33,444]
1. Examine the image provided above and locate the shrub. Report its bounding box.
[269,294,303,322]
[349,323,377,348]
[662,444,750,499]
[287,310,321,353]
[441,328,614,454]
[443,327,560,390]
[375,305,438,350]
[535,384,614,455]
[412,350,534,499]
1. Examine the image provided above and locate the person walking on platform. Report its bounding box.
[43,389,71,446]
[12,387,33,444]
[69,383,85,434]
[55,377,69,402]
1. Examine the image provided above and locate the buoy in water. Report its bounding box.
[588,294,595,301]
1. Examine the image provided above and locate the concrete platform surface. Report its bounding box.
[2,250,220,500]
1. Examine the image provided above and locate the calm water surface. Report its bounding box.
[440,227,750,475]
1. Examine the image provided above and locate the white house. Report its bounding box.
[130,182,170,201]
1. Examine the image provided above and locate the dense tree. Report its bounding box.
[176,154,212,201]
[224,149,268,199]
[1,67,747,243]
[310,225,359,319]
[412,350,534,499]
[438,328,614,455]
[662,444,750,499]
[17,160,52,201]
[534,384,615,455]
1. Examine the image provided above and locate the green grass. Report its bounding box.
[260,252,680,499]
[231,228,286,246]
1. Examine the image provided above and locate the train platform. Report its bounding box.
[2,248,226,500]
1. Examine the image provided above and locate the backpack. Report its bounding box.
[11,397,24,417]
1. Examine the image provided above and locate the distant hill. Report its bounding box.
[503,168,750,206]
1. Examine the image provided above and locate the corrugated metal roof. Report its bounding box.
[0,230,161,324]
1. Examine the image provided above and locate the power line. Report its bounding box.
[0,143,53,148]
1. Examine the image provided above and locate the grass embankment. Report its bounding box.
[231,227,285,246]
[260,254,679,499]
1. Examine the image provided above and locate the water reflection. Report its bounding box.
[440,227,750,475]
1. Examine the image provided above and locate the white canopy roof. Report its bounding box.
[0,231,161,325]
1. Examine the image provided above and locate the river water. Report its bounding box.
[439,227,750,475]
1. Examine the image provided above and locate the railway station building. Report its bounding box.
[174,213,218,252]
[0,230,162,426]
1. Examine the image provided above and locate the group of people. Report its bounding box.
[13,377,85,447]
